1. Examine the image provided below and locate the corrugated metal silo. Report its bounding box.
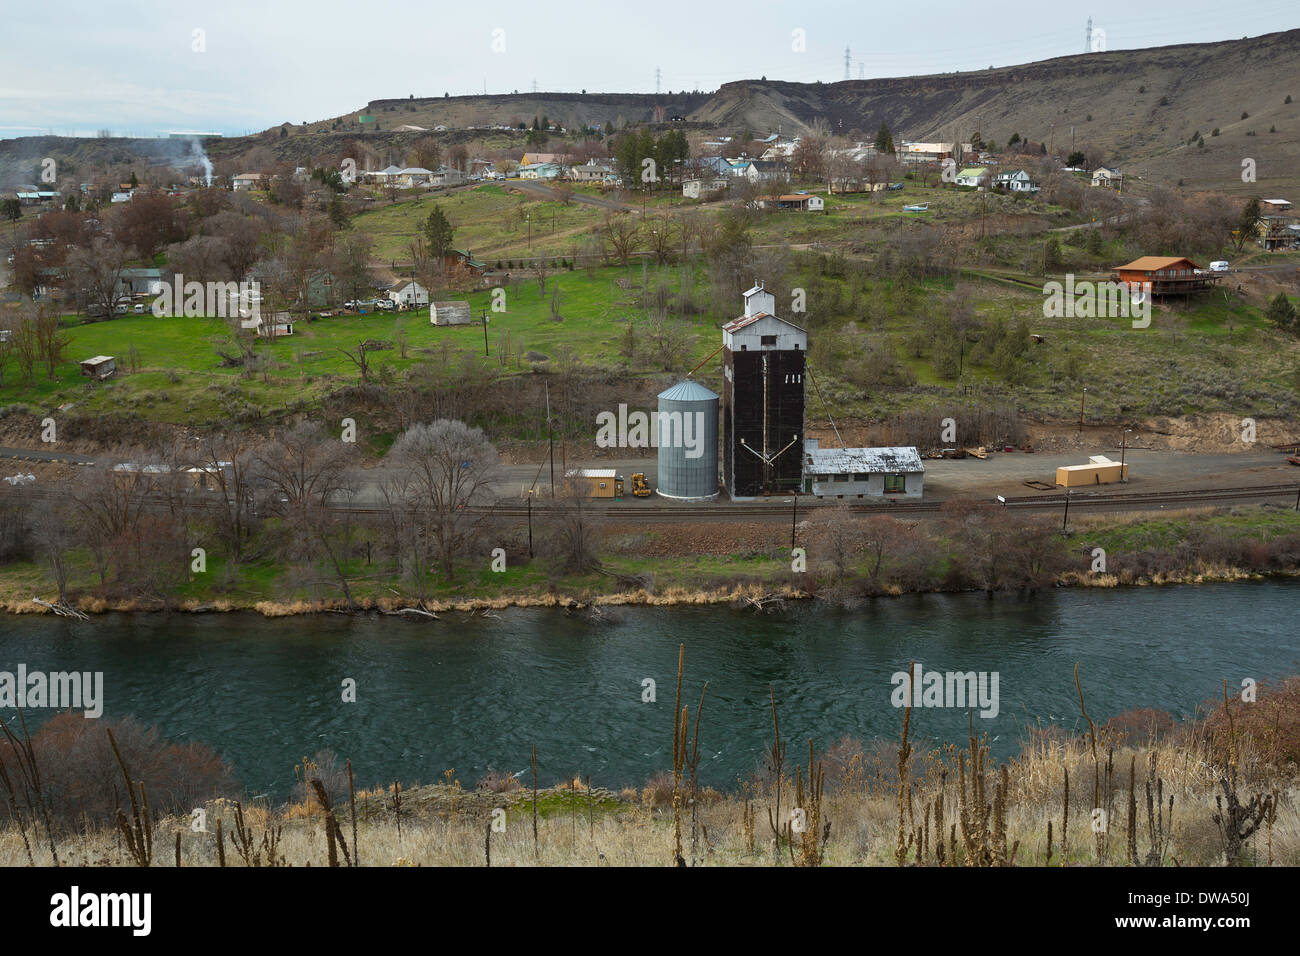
[656,379,719,500]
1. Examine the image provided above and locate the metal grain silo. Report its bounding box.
[656,379,719,500]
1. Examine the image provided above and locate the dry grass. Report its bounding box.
[2,729,1294,867]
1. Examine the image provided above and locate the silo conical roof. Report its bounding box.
[657,379,718,402]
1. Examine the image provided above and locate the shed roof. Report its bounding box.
[804,446,924,474]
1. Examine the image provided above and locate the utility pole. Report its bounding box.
[1120,427,1131,480]
[791,494,798,550]
[482,310,490,356]
[1078,386,1088,432]
[545,382,555,497]
[1062,490,1071,532]
[527,490,534,557]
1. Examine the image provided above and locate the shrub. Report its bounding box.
[0,714,237,831]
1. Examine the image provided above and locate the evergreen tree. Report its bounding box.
[423,205,455,259]
[1266,291,1296,332]
[874,121,894,153]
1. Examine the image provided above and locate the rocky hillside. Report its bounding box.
[4,29,1298,191]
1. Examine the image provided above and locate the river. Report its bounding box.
[1,581,1296,798]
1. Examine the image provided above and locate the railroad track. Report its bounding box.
[8,481,1298,521]
[349,482,1300,520]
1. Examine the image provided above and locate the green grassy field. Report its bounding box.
[4,253,1298,429]
[0,264,717,424]
[354,184,612,261]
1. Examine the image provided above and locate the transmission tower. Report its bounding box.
[1085,17,1092,54]
[655,67,662,94]
[844,46,851,80]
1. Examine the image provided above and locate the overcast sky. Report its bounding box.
[2,0,1295,139]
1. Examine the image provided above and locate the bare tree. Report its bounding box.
[207,211,265,280]
[32,302,71,380]
[548,480,603,573]
[166,234,233,285]
[338,341,372,383]
[385,420,501,582]
[65,238,129,318]
[647,219,678,265]
[601,214,642,266]
[252,422,360,606]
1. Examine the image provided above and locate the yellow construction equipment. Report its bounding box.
[630,473,652,497]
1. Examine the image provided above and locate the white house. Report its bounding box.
[802,440,925,498]
[396,167,434,188]
[429,166,465,187]
[682,177,729,199]
[569,160,619,184]
[744,160,790,183]
[364,165,403,185]
[232,173,265,191]
[1091,166,1123,189]
[955,166,990,188]
[389,279,429,307]
[993,169,1040,193]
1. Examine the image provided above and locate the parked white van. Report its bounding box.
[1209,260,1230,272]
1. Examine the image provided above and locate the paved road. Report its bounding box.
[0,445,96,466]
[510,180,631,212]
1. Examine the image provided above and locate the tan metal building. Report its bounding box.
[1056,455,1129,487]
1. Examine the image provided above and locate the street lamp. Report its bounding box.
[1120,427,1132,481]
[1078,386,1088,433]
[785,496,798,551]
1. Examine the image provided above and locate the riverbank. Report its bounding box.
[5,690,1297,867]
[5,503,1300,617]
